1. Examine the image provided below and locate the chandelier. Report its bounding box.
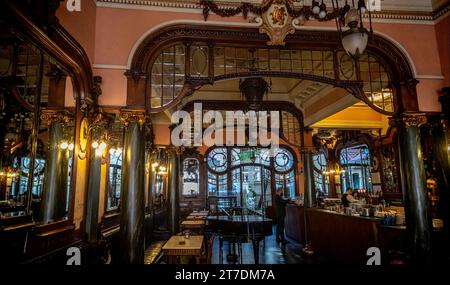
[200,0,374,59]
[239,77,270,111]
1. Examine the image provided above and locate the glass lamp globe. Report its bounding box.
[345,8,360,27]
[312,5,320,14]
[319,10,327,19]
[342,28,369,58]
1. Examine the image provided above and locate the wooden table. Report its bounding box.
[181,220,206,231]
[191,210,209,216]
[186,215,207,220]
[162,235,204,264]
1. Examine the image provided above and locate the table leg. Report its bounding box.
[252,239,260,264]
[219,237,223,264]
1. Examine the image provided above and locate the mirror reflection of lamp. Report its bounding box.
[91,136,108,157]
[152,147,168,175]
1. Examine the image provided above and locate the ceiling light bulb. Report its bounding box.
[92,141,99,148]
[312,5,320,14]
[95,148,103,156]
[319,10,327,19]
[360,6,366,16]
[68,143,74,151]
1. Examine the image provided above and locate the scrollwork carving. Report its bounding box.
[120,110,146,128]
[40,109,72,127]
[395,113,428,128]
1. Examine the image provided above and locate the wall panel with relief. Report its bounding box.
[0,42,77,226]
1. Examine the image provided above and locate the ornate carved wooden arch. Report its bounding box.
[128,24,417,115]
[2,0,98,110]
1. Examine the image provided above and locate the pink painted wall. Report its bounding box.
[56,0,97,64]
[93,8,246,66]
[94,68,127,106]
[435,15,450,86]
[57,5,446,111]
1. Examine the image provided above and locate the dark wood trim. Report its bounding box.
[128,24,416,115]
[1,0,96,236]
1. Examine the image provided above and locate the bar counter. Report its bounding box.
[285,205,408,264]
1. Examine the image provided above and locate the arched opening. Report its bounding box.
[128,24,416,117]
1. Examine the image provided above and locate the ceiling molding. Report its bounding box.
[312,119,384,130]
[304,94,359,126]
[96,0,450,23]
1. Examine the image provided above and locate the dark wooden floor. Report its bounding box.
[211,225,317,264]
[146,225,325,264]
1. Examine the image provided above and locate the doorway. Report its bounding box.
[206,146,297,218]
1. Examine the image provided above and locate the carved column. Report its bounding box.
[145,118,154,242]
[0,174,7,200]
[302,147,316,208]
[167,147,180,234]
[301,142,316,254]
[118,110,146,264]
[40,110,71,223]
[436,88,450,253]
[85,113,108,242]
[396,113,432,264]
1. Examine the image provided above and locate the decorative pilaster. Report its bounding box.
[394,113,431,265]
[40,109,72,224]
[395,79,420,113]
[124,69,147,107]
[118,109,146,264]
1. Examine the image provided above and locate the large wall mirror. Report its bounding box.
[105,114,124,212]
[182,158,200,196]
[0,42,76,224]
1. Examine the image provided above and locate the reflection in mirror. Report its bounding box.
[182,158,199,196]
[152,148,168,209]
[0,41,76,224]
[106,115,124,211]
[150,147,169,230]
[339,144,372,193]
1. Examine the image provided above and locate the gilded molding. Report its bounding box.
[40,109,72,127]
[400,114,428,128]
[120,109,146,127]
[89,112,109,135]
